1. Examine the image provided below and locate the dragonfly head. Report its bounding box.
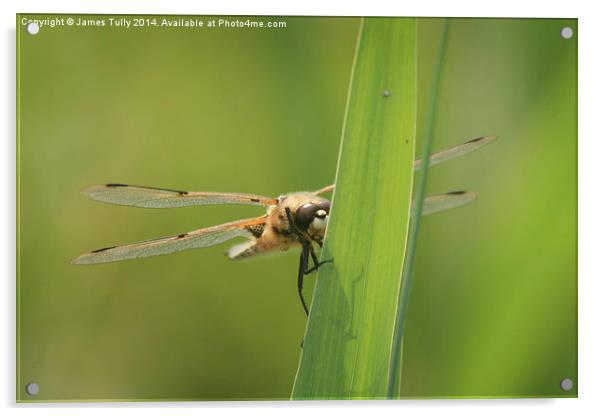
[295,200,331,236]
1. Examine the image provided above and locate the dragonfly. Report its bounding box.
[72,135,496,315]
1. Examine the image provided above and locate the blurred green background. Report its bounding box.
[17,16,576,401]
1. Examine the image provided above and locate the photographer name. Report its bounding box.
[69,17,207,28]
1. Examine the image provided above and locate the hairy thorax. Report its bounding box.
[259,192,330,252]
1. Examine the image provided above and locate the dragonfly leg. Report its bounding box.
[297,245,310,316]
[305,245,333,274]
[286,207,311,316]
[284,207,305,238]
[285,207,332,315]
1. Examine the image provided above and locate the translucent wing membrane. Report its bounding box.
[311,190,476,215]
[73,135,493,264]
[314,135,496,195]
[71,216,266,264]
[82,184,278,208]
[312,184,335,195]
[420,191,476,216]
[413,135,497,171]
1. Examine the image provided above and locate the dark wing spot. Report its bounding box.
[176,233,188,239]
[105,184,128,187]
[91,246,116,253]
[250,198,260,203]
[467,136,485,143]
[246,224,265,238]
[178,191,188,196]
[447,191,466,195]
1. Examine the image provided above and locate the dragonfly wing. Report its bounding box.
[313,184,335,196]
[226,240,259,260]
[81,184,278,208]
[71,216,266,264]
[414,135,497,171]
[314,136,496,195]
[420,191,476,216]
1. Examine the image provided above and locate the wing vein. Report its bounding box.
[72,216,267,264]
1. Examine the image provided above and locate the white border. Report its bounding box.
[3,1,599,415]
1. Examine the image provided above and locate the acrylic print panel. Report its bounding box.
[16,15,577,401]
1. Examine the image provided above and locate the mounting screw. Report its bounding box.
[26,22,40,35]
[25,382,40,396]
[560,378,573,391]
[560,27,573,39]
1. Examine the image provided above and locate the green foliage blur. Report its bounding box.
[17,16,576,401]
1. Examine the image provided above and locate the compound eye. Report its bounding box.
[295,203,318,230]
[318,200,331,214]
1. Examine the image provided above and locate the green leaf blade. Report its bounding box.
[291,17,417,400]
